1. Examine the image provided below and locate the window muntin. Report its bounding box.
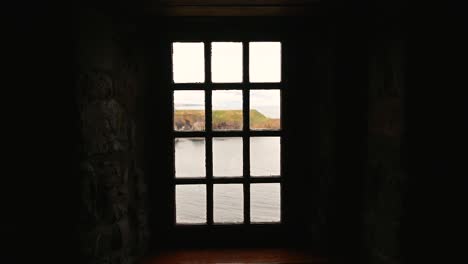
[172,41,282,225]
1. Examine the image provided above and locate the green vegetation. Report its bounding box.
[174,109,280,130]
[212,110,243,130]
[249,109,280,130]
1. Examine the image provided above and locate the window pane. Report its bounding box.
[213,137,243,177]
[250,183,281,223]
[249,42,281,83]
[174,90,205,131]
[212,90,243,131]
[212,42,242,83]
[214,184,243,223]
[175,138,205,178]
[172,42,204,83]
[250,137,280,177]
[176,185,206,224]
[250,90,280,130]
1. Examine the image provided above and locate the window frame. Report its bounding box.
[171,39,284,227]
[143,17,315,247]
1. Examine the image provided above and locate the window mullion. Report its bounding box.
[242,41,251,224]
[205,41,214,225]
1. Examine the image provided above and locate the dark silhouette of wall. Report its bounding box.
[363,21,405,264]
[74,6,150,264]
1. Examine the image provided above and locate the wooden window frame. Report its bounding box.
[143,16,316,248]
[172,40,284,226]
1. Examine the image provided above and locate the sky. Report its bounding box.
[172,42,281,119]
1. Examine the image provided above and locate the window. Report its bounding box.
[172,41,282,225]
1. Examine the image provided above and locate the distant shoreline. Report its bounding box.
[174,109,280,130]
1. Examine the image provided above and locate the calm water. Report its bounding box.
[175,137,281,224]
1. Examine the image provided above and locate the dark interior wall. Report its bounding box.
[75,7,149,264]
[283,15,340,249]
[2,2,80,263]
[402,5,467,263]
[321,2,407,263]
[324,6,370,263]
[363,22,406,264]
[317,15,336,254]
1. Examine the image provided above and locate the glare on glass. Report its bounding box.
[250,90,280,130]
[214,184,244,223]
[250,137,280,177]
[172,42,205,83]
[250,183,281,223]
[174,90,205,131]
[211,42,243,83]
[176,185,206,224]
[213,137,243,177]
[175,138,205,178]
[212,90,243,131]
[249,42,281,83]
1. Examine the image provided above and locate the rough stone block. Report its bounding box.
[77,70,113,102]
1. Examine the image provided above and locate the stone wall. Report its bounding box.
[363,26,406,264]
[318,10,406,261]
[75,8,149,264]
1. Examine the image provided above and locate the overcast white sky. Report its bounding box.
[172,42,281,118]
[213,90,242,110]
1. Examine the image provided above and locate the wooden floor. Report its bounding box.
[141,248,327,264]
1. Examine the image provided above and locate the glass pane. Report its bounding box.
[172,42,204,83]
[214,184,244,223]
[211,42,243,83]
[175,138,205,178]
[249,42,281,83]
[250,137,280,177]
[174,90,205,131]
[250,90,280,130]
[250,183,281,223]
[176,185,206,224]
[212,90,243,131]
[213,137,243,177]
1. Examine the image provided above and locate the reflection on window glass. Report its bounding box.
[212,90,243,131]
[176,185,206,224]
[249,42,281,83]
[172,42,204,83]
[211,42,243,83]
[250,137,280,177]
[214,184,243,223]
[175,138,205,178]
[174,90,205,131]
[250,183,281,223]
[250,90,280,130]
[213,137,243,177]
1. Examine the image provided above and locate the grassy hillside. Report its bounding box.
[249,109,280,130]
[212,110,243,130]
[174,109,280,130]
